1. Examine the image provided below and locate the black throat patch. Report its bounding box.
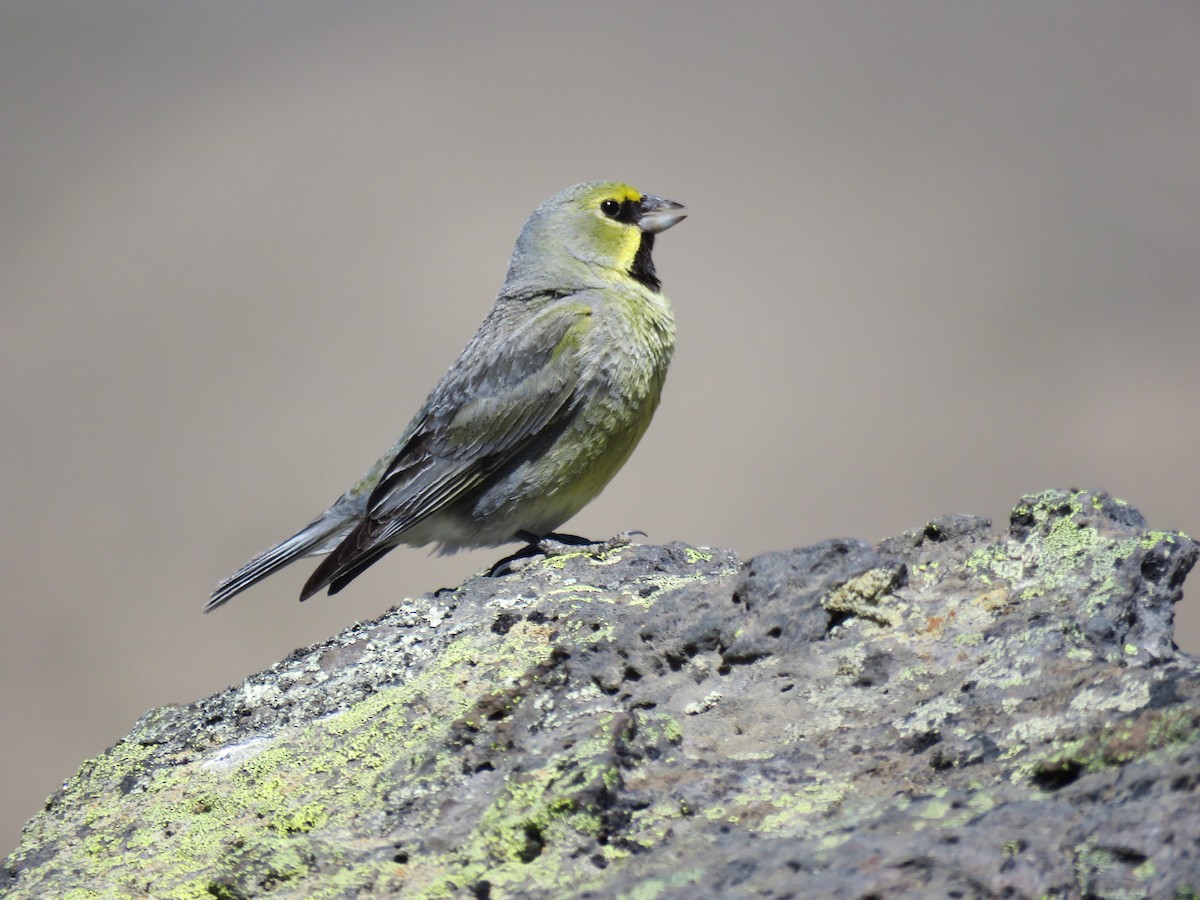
[629,232,660,293]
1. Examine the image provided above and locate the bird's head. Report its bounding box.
[506,182,686,293]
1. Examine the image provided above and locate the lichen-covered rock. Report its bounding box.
[4,489,1199,898]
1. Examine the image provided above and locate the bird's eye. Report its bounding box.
[600,199,620,217]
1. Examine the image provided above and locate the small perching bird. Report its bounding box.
[206,182,686,611]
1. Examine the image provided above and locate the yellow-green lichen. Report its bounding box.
[661,716,683,743]
[6,624,562,899]
[822,567,903,627]
[394,708,695,898]
[1028,706,1200,784]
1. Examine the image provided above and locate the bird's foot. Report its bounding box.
[533,530,643,558]
[489,530,644,576]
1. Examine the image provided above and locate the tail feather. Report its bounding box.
[299,538,397,602]
[205,516,354,612]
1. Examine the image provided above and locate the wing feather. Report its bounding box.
[300,294,594,599]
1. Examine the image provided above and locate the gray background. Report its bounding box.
[3,2,1198,851]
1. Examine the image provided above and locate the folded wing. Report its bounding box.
[300,295,594,599]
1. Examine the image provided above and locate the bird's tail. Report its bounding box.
[205,514,355,613]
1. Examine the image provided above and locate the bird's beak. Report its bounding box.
[637,195,687,234]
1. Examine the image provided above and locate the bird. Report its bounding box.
[205,181,686,612]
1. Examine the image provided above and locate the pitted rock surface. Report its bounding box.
[4,489,1199,898]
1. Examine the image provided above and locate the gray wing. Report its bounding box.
[300,294,595,599]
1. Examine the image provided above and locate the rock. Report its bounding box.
[4,489,1199,898]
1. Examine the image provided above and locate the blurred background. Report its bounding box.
[3,2,1198,851]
